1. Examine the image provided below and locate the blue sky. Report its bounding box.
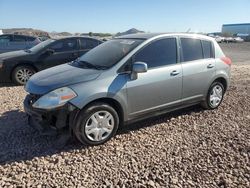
[0,0,249,33]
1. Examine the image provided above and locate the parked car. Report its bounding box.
[0,34,41,54]
[233,37,244,43]
[24,33,231,146]
[224,37,234,43]
[214,36,223,43]
[0,36,102,84]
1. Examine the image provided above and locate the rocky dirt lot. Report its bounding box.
[0,44,249,187]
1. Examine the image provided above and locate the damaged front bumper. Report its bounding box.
[24,94,77,134]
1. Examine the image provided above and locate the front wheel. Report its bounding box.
[73,102,119,146]
[201,82,225,109]
[12,65,36,85]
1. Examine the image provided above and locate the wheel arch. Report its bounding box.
[80,97,125,125]
[212,76,228,92]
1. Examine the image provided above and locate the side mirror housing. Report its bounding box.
[131,62,148,80]
[45,49,54,55]
[132,62,148,73]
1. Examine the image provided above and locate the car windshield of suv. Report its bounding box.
[74,39,144,69]
[26,39,55,53]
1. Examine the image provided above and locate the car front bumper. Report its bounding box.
[0,65,11,83]
[24,94,77,133]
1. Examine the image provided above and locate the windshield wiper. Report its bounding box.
[77,60,108,70]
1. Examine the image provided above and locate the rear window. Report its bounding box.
[181,38,203,62]
[201,40,213,58]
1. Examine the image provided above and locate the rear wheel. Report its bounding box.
[12,65,36,85]
[201,82,225,109]
[73,102,119,146]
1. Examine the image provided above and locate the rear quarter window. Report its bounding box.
[181,38,203,62]
[201,40,213,58]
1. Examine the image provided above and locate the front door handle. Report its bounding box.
[170,70,180,76]
[207,64,214,68]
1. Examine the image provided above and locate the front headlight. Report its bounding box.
[32,87,77,109]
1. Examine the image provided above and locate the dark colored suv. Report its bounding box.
[0,34,41,54]
[0,36,102,84]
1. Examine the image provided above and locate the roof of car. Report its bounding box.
[117,33,214,41]
[51,36,102,41]
[1,33,37,38]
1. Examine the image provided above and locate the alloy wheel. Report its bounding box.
[15,68,34,84]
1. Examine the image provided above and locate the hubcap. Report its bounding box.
[209,85,223,108]
[84,111,114,142]
[16,68,34,84]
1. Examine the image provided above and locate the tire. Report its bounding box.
[12,65,36,85]
[201,82,225,110]
[73,102,119,146]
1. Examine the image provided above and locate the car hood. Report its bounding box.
[25,63,102,95]
[0,50,28,60]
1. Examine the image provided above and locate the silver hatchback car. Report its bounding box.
[24,33,231,146]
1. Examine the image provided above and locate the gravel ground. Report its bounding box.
[0,44,249,187]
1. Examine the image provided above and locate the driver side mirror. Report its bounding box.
[44,49,55,56]
[131,62,148,80]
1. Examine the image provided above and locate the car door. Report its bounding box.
[38,38,79,70]
[180,37,216,103]
[126,37,182,119]
[78,38,101,56]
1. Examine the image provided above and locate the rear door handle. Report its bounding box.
[170,70,180,76]
[207,64,214,68]
[72,52,78,57]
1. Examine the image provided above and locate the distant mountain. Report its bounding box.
[116,28,144,36]
[1,28,49,37]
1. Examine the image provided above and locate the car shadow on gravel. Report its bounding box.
[0,83,17,88]
[0,105,204,165]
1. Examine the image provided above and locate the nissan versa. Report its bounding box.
[24,33,231,146]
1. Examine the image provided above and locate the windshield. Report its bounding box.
[75,39,144,69]
[27,39,55,53]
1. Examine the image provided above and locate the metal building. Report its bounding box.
[222,23,250,35]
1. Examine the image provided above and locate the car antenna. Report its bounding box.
[186,28,191,33]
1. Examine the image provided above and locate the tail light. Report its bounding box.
[221,57,232,66]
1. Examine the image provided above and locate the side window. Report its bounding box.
[201,40,213,58]
[13,35,26,42]
[0,35,11,43]
[26,36,36,42]
[181,38,203,62]
[50,39,77,52]
[134,38,177,68]
[80,38,99,50]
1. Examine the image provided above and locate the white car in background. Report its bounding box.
[214,36,223,43]
[233,37,244,43]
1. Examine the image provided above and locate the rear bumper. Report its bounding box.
[24,94,76,133]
